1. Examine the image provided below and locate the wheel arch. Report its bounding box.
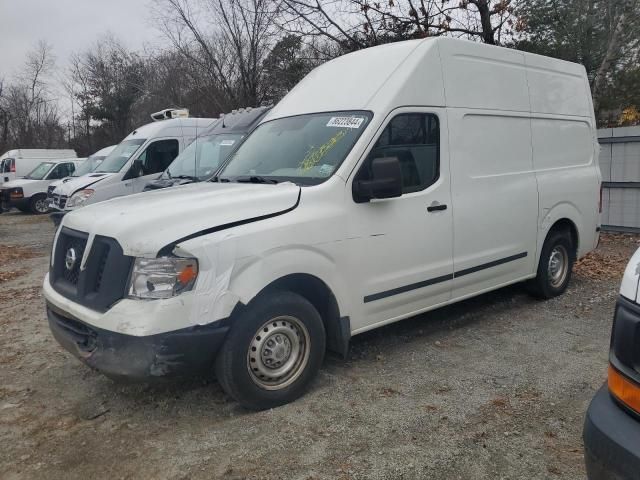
[254,273,350,357]
[222,247,352,358]
[548,218,579,259]
[537,202,586,264]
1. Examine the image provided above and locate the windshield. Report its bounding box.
[95,139,146,173]
[166,133,244,181]
[24,162,54,180]
[72,155,105,177]
[218,111,372,185]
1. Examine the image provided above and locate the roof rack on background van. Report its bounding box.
[150,108,190,122]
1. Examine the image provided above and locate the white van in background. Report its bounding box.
[0,149,77,186]
[1,158,84,213]
[44,38,601,410]
[47,145,116,209]
[49,109,217,223]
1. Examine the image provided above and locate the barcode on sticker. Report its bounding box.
[326,116,365,129]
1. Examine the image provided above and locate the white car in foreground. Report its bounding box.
[44,38,600,410]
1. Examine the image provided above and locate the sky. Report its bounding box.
[0,0,161,79]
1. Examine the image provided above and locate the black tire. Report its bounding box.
[29,194,49,214]
[527,229,574,299]
[215,290,326,410]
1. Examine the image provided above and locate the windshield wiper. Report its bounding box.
[172,175,198,181]
[234,175,279,184]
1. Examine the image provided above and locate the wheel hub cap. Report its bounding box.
[247,316,310,391]
[261,333,292,368]
[548,245,568,288]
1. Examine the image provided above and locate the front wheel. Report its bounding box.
[527,229,574,299]
[30,194,49,214]
[215,291,326,410]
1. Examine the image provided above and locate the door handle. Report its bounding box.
[427,202,447,212]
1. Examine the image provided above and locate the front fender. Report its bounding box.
[228,245,350,320]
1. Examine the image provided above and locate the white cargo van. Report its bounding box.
[44,38,601,410]
[0,149,77,186]
[1,158,84,213]
[47,145,116,210]
[49,110,217,223]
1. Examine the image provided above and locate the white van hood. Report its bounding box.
[1,178,36,189]
[62,182,301,256]
[56,172,113,196]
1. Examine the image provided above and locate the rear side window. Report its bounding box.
[137,139,180,175]
[363,113,439,194]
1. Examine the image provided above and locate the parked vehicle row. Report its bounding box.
[42,38,602,413]
[48,109,216,223]
[0,149,77,186]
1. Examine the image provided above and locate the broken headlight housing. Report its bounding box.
[66,189,94,209]
[128,257,199,299]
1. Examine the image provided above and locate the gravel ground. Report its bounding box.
[1,211,638,480]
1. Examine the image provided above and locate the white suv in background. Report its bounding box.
[48,145,116,210]
[1,158,84,214]
[49,109,217,224]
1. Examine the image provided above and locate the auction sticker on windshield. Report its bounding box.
[326,117,365,129]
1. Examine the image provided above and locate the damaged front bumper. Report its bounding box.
[47,301,229,380]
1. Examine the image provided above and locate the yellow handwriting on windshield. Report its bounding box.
[300,130,347,171]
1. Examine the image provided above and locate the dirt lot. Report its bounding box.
[0,211,637,480]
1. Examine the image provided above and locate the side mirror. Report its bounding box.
[353,156,403,203]
[124,159,144,180]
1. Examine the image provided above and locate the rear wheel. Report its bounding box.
[528,229,574,299]
[215,291,325,410]
[30,194,49,214]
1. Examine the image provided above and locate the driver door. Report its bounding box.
[46,162,75,181]
[128,139,179,193]
[347,108,454,332]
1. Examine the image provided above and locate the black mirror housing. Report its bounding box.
[353,156,403,203]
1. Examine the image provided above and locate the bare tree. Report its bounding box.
[0,40,66,150]
[591,0,640,111]
[155,0,279,111]
[277,0,517,51]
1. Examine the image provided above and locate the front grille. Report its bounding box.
[61,236,86,285]
[50,227,133,312]
[94,246,110,291]
[51,194,67,209]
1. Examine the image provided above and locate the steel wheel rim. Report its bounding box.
[35,198,48,213]
[247,315,310,391]
[548,245,569,288]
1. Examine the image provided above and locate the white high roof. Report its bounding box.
[267,37,592,121]
[124,117,219,141]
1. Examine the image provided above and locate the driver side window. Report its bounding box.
[137,139,179,175]
[48,162,75,180]
[358,113,440,194]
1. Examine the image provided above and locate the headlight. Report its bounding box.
[9,188,24,199]
[128,257,199,299]
[66,189,94,209]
